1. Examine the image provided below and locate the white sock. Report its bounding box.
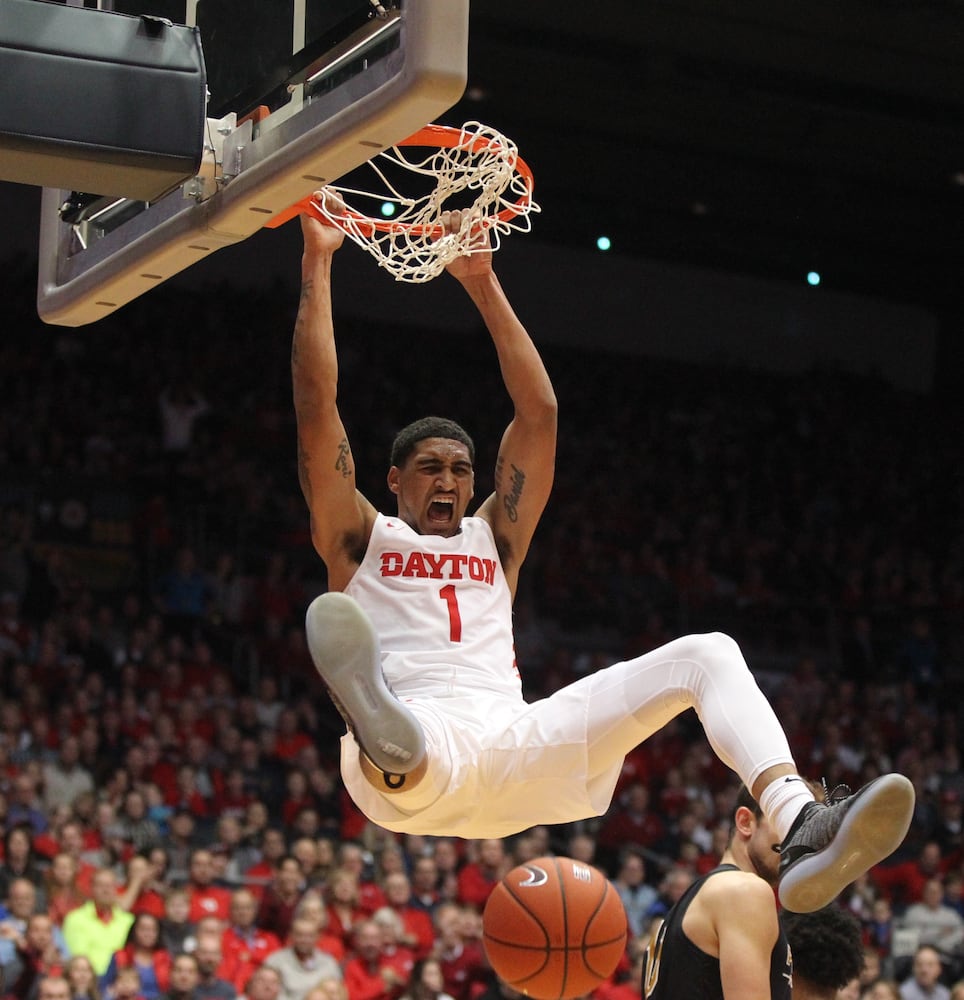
[758,776,817,841]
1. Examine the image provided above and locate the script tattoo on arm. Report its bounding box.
[335,438,352,479]
[496,455,527,523]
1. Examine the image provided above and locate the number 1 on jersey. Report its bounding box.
[439,584,462,642]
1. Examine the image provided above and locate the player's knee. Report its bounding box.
[704,630,742,657]
[679,631,746,675]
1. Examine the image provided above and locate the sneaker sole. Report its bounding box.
[305,592,426,775]
[778,772,915,912]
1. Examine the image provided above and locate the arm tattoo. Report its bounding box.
[502,461,526,523]
[335,438,352,479]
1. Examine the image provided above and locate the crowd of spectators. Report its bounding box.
[1,261,964,1000]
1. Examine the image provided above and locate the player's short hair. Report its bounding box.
[734,784,763,818]
[390,417,475,468]
[780,906,864,991]
[726,784,765,849]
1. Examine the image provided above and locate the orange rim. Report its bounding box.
[306,123,535,238]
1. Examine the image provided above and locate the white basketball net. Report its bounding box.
[312,121,540,283]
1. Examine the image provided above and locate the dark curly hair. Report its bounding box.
[781,905,864,992]
[390,417,475,467]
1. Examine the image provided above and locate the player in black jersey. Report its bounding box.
[643,785,791,1000]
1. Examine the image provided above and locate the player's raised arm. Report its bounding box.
[293,193,377,590]
[444,213,557,596]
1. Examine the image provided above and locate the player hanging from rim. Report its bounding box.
[291,189,914,913]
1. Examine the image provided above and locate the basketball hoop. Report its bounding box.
[293,121,539,282]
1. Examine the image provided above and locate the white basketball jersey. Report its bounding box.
[344,513,521,700]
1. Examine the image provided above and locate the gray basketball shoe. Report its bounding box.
[305,592,426,776]
[777,772,915,912]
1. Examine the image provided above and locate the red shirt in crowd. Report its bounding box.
[438,942,489,1000]
[188,884,233,922]
[455,864,499,910]
[391,906,435,960]
[219,925,283,992]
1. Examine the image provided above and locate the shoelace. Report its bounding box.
[822,779,852,805]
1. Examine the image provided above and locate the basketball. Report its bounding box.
[482,856,628,1000]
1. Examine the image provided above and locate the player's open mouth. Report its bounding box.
[428,497,455,523]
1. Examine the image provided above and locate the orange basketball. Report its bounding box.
[482,856,628,1000]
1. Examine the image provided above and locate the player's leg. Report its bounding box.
[305,592,426,783]
[568,631,913,912]
[576,632,797,794]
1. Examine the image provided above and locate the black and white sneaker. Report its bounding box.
[776,772,915,912]
[305,592,426,776]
